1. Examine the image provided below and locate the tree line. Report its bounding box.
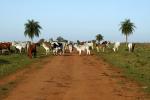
[24,19,136,44]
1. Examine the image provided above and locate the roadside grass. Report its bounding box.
[95,43,150,92]
[0,46,50,78]
[0,54,32,77]
[0,46,52,99]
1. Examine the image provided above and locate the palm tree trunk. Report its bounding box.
[126,35,128,46]
[31,38,33,44]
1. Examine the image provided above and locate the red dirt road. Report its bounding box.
[3,54,148,100]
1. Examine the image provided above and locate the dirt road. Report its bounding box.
[3,54,148,100]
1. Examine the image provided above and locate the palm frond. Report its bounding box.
[24,19,42,40]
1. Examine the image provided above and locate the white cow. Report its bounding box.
[128,43,136,52]
[128,43,132,52]
[85,42,94,50]
[113,42,120,52]
[74,44,90,55]
[68,44,73,53]
[12,41,28,53]
[41,42,50,55]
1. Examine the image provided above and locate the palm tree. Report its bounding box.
[96,34,103,43]
[24,19,42,41]
[119,19,136,45]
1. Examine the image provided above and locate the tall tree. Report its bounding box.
[24,19,42,41]
[119,19,136,45]
[77,40,80,45]
[96,34,103,43]
[56,36,66,42]
[38,38,45,44]
[56,36,64,42]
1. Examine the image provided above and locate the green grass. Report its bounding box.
[0,46,51,78]
[95,43,150,92]
[0,54,32,77]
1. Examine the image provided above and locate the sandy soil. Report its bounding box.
[2,53,149,100]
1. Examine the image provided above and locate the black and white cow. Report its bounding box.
[96,41,110,52]
[51,42,66,55]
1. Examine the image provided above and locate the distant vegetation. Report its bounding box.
[119,19,136,45]
[24,19,42,40]
[95,34,103,43]
[56,36,68,42]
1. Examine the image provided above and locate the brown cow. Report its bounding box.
[0,42,11,50]
[0,42,12,54]
[27,43,37,59]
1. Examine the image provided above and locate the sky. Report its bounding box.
[0,0,149,42]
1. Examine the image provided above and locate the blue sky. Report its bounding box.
[0,0,150,42]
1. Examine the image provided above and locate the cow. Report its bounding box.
[113,42,120,52]
[11,41,28,53]
[96,41,110,52]
[102,41,110,48]
[41,42,51,55]
[0,42,12,54]
[68,43,73,53]
[51,42,64,55]
[74,44,91,55]
[27,43,37,59]
[128,43,136,52]
[85,42,94,50]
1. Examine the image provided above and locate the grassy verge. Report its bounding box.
[0,54,32,77]
[0,46,51,78]
[95,43,150,92]
[0,46,52,99]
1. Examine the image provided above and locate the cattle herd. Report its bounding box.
[0,40,136,58]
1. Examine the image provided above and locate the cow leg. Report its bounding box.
[46,50,48,55]
[96,47,99,52]
[132,44,135,52]
[79,50,81,55]
[34,51,37,58]
[87,50,90,55]
[117,47,118,51]
[20,49,22,53]
[113,48,115,52]
[102,47,105,52]
[29,52,32,59]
